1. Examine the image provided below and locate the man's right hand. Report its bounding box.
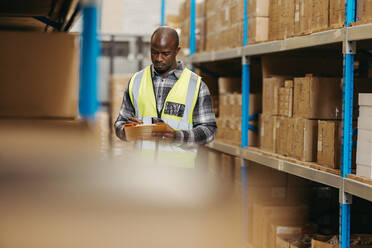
[127,117,143,125]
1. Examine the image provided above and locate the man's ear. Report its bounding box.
[175,46,181,55]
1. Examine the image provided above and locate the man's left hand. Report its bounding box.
[152,126,176,141]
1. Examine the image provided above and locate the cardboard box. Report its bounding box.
[260,114,278,152]
[252,203,308,248]
[356,129,372,166]
[218,77,241,94]
[0,31,79,118]
[303,0,313,34]
[287,118,297,158]
[269,0,281,40]
[294,75,342,119]
[317,120,341,169]
[276,117,290,156]
[248,17,269,43]
[356,0,372,23]
[248,0,270,17]
[263,76,291,115]
[280,0,296,39]
[330,0,345,28]
[294,0,302,35]
[279,80,294,117]
[312,0,330,33]
[275,226,303,248]
[311,235,338,248]
[293,118,318,162]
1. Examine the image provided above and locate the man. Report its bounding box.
[114,26,217,165]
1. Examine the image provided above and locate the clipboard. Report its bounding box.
[124,122,172,141]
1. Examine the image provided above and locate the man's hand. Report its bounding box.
[127,117,143,125]
[152,123,176,141]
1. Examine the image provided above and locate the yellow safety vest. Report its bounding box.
[128,66,201,168]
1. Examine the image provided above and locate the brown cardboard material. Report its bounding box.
[279,82,294,117]
[263,76,292,115]
[303,0,313,34]
[248,0,270,17]
[276,117,290,156]
[0,31,79,118]
[269,0,281,40]
[248,17,269,43]
[252,203,308,248]
[294,0,303,35]
[260,114,278,152]
[293,75,342,119]
[311,0,330,33]
[280,0,296,39]
[293,118,318,162]
[218,77,241,94]
[317,120,341,169]
[356,0,372,23]
[330,0,344,28]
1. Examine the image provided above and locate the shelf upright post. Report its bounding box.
[241,0,250,244]
[340,0,356,247]
[241,0,250,148]
[161,0,166,26]
[79,0,99,120]
[190,0,196,56]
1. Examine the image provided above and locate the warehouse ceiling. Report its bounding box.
[0,0,80,32]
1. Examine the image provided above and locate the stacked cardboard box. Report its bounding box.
[0,31,79,119]
[204,0,269,51]
[216,77,261,147]
[312,0,330,33]
[357,94,372,179]
[261,75,343,162]
[179,0,205,55]
[330,0,345,28]
[356,0,372,23]
[252,203,308,248]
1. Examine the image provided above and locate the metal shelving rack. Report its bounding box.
[183,0,372,247]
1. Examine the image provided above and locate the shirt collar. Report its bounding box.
[151,61,185,79]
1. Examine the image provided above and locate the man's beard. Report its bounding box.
[154,64,170,74]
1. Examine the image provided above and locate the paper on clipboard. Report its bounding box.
[124,122,172,141]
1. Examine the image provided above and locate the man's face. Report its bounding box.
[150,35,180,74]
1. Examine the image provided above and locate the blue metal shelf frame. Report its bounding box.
[161,0,166,26]
[340,0,356,247]
[190,0,196,55]
[79,0,99,120]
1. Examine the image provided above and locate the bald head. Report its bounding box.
[151,26,179,50]
[150,26,181,77]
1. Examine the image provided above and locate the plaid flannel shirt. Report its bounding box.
[114,61,217,145]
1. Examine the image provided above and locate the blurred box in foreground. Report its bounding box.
[0,31,79,118]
